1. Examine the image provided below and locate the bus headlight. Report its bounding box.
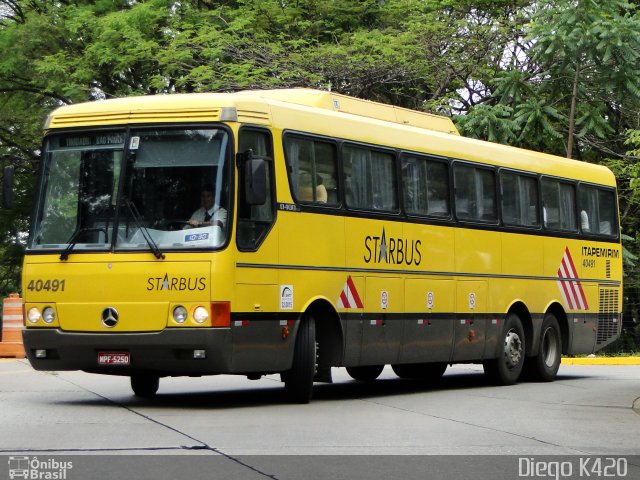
[173,306,188,324]
[193,306,209,324]
[27,307,41,324]
[42,307,56,324]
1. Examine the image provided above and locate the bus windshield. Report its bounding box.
[30,127,231,254]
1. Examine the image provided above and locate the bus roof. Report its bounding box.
[45,89,616,187]
[45,88,459,135]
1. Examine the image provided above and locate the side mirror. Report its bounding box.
[239,150,267,205]
[2,165,14,209]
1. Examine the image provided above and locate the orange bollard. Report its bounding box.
[0,293,25,358]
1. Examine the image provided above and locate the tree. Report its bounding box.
[456,0,640,161]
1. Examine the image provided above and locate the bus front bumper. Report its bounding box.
[22,328,234,376]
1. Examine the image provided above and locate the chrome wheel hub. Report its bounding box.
[504,330,523,369]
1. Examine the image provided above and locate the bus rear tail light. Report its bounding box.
[211,302,230,328]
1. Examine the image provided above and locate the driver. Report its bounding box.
[188,185,227,228]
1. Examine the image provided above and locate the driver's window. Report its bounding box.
[237,129,275,251]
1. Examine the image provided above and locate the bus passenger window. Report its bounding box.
[454,164,497,222]
[578,185,618,237]
[541,179,576,232]
[343,145,397,212]
[500,172,539,228]
[401,154,449,217]
[284,136,338,206]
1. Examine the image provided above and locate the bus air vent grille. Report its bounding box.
[48,108,223,127]
[597,288,619,345]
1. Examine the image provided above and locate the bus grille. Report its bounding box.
[597,288,620,345]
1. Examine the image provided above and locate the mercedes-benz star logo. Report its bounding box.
[101,307,119,328]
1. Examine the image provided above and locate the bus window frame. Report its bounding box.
[275,130,620,245]
[115,123,235,254]
[540,175,579,235]
[497,167,543,232]
[399,151,453,222]
[282,131,342,210]
[452,160,500,226]
[577,181,619,240]
[341,140,401,216]
[31,123,236,255]
[237,126,278,253]
[30,126,128,255]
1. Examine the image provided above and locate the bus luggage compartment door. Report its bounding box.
[359,276,403,365]
[452,280,487,361]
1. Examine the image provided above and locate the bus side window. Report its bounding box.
[578,184,618,237]
[237,129,275,251]
[500,172,539,228]
[454,164,497,222]
[541,178,576,232]
[401,154,450,217]
[343,145,397,212]
[284,135,338,206]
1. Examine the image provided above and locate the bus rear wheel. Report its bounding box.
[131,374,159,397]
[283,316,316,404]
[346,365,384,381]
[483,313,525,385]
[391,362,447,380]
[524,313,561,382]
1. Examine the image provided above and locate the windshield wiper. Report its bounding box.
[124,197,165,260]
[59,227,108,261]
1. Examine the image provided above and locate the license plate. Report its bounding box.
[98,351,130,365]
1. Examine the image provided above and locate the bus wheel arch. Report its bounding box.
[545,302,569,355]
[505,301,533,356]
[302,298,344,372]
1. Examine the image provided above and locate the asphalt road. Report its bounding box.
[1,359,639,479]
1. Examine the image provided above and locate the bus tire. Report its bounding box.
[483,313,525,385]
[524,313,561,382]
[284,316,316,404]
[346,365,384,381]
[131,374,159,397]
[391,362,447,380]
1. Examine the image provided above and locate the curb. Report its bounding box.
[561,357,640,365]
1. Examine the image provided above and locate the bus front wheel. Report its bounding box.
[524,313,561,382]
[283,316,317,404]
[346,365,384,381]
[131,374,159,397]
[483,313,525,385]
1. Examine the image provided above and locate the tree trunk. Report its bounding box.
[566,62,580,159]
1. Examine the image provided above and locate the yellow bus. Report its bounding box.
[21,89,622,403]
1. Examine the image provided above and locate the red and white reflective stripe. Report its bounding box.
[337,276,364,309]
[492,319,502,325]
[370,319,383,326]
[556,247,588,311]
